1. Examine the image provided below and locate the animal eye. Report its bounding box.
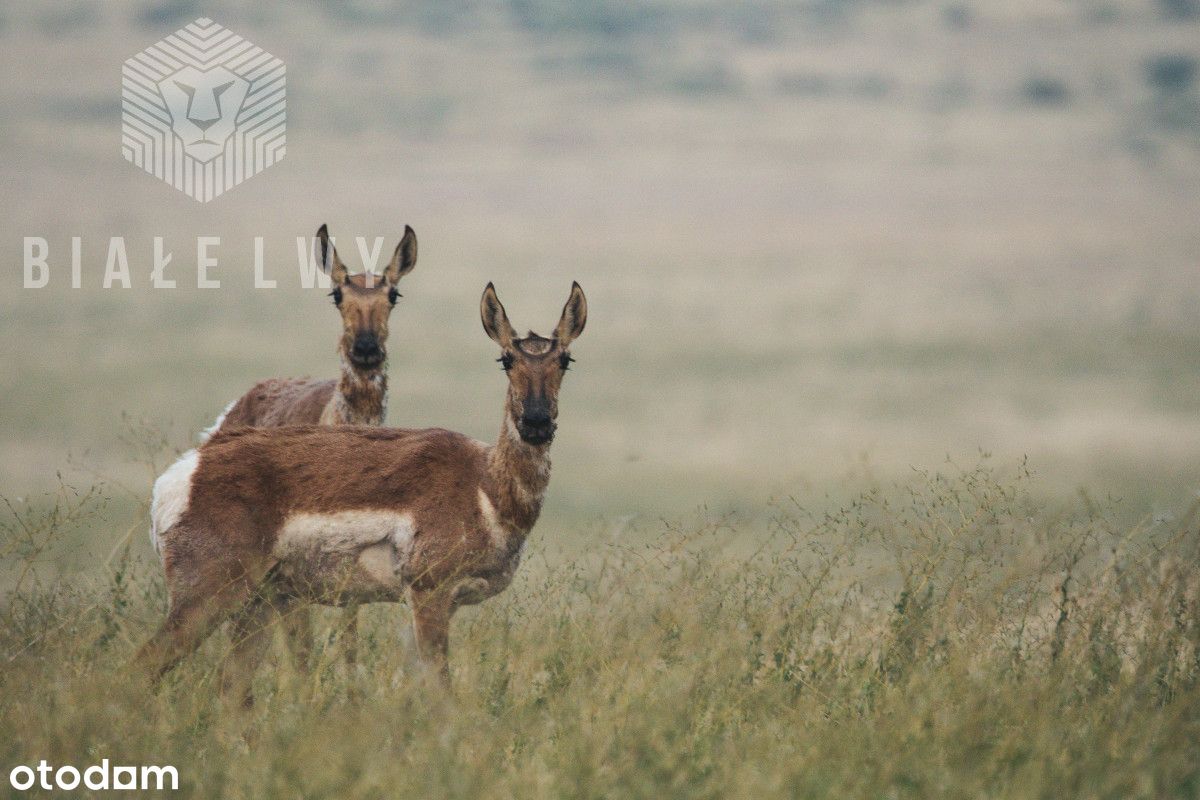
[330,287,343,306]
[388,287,399,305]
[559,353,574,371]
[498,353,515,371]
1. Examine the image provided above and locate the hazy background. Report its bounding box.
[2,0,1199,540]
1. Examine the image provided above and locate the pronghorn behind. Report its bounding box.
[195,224,416,666]
[138,282,587,702]
[206,224,418,436]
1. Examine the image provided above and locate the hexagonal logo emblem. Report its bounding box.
[121,18,285,202]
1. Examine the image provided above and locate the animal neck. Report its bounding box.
[330,350,387,425]
[486,403,552,539]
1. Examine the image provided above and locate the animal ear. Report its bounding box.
[480,282,516,348]
[315,224,348,284]
[554,281,587,345]
[384,225,418,284]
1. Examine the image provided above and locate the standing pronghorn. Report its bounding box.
[208,224,418,434]
[138,282,587,701]
[199,224,417,665]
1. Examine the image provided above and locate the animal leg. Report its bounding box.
[221,598,273,709]
[408,587,453,685]
[134,566,256,684]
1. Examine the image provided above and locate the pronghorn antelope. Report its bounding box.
[138,282,587,702]
[200,224,417,666]
[206,224,418,435]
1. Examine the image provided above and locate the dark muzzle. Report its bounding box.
[350,333,384,367]
[518,401,555,444]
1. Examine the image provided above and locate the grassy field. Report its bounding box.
[2,0,1200,796]
[2,463,1198,798]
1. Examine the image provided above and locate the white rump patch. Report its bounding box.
[197,398,237,443]
[150,449,199,558]
[478,488,507,548]
[274,510,416,562]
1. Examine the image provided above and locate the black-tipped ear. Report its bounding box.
[554,281,587,345]
[384,225,418,284]
[481,282,516,348]
[315,224,348,284]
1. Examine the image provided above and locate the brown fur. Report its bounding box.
[166,426,533,596]
[136,283,586,700]
[218,377,339,428]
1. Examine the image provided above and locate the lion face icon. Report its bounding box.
[124,18,285,201]
[156,65,250,162]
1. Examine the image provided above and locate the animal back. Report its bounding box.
[216,378,338,431]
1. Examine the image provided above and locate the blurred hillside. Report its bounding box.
[1,0,1199,532]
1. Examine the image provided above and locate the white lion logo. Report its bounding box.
[156,65,250,162]
[121,19,285,202]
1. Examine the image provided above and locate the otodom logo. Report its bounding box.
[121,18,285,202]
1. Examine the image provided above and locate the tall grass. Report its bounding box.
[1,461,1197,798]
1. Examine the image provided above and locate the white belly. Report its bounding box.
[272,510,416,601]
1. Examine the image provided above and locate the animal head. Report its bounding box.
[315,224,419,371]
[480,282,587,446]
[156,65,250,162]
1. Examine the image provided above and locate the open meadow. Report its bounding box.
[2,0,1199,796]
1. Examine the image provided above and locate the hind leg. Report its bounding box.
[134,531,269,686]
[134,572,256,683]
[221,598,274,709]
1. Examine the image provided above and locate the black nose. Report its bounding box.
[352,333,381,359]
[521,407,552,428]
